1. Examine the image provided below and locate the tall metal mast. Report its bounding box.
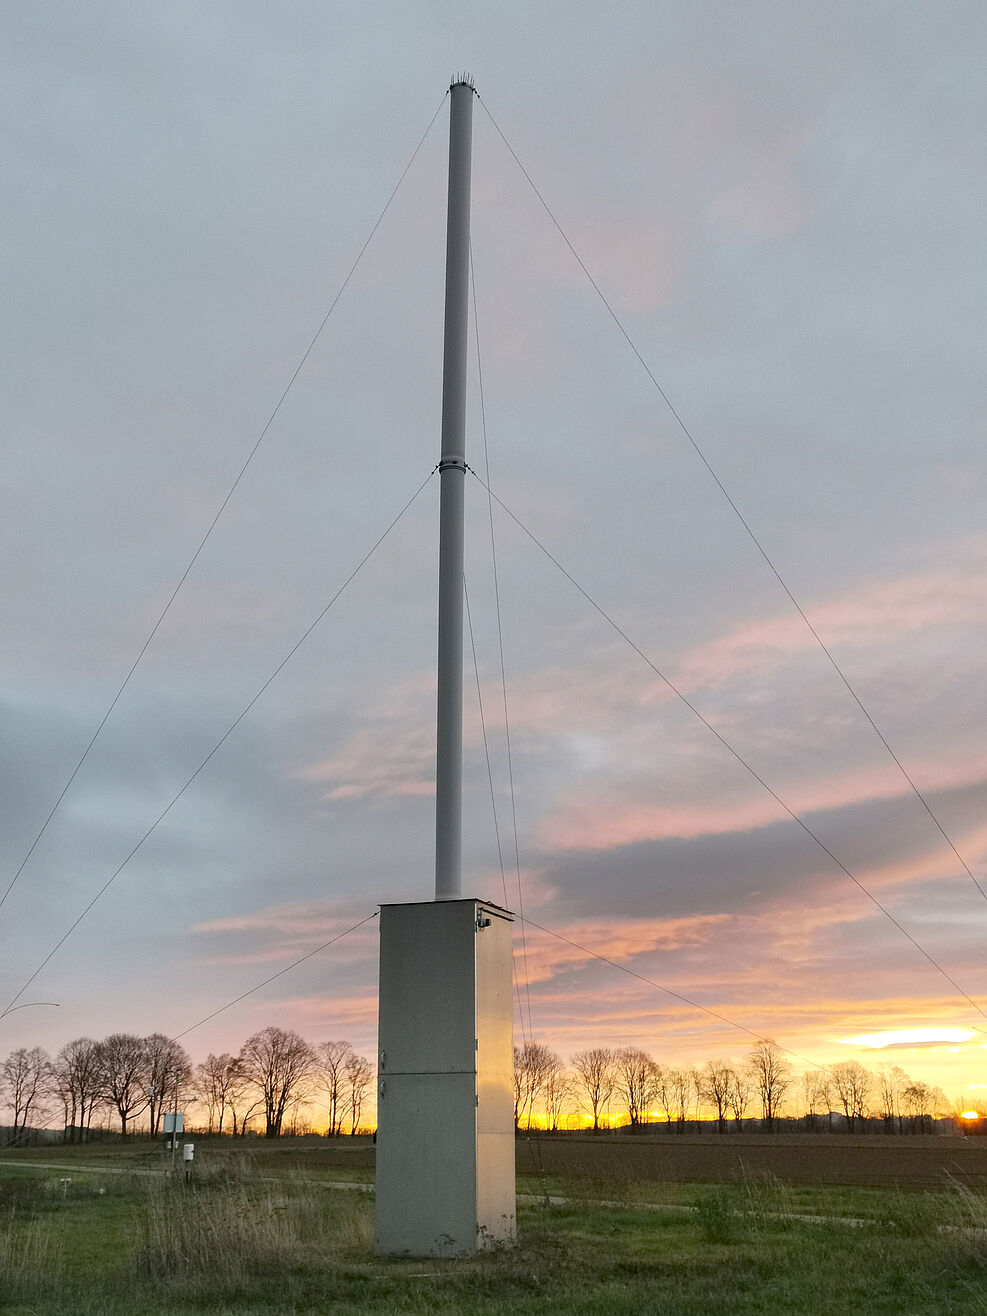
[434,79,474,901]
[375,79,515,1258]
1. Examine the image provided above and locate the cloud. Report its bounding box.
[540,760,987,853]
[564,219,686,313]
[841,1027,977,1049]
[265,992,379,1033]
[673,561,987,691]
[291,673,435,802]
[515,912,734,986]
[532,774,987,923]
[190,901,379,965]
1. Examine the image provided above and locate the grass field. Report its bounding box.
[1,1139,985,1314]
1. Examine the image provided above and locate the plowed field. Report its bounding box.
[516,1132,987,1191]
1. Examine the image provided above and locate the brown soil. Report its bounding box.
[515,1132,987,1191]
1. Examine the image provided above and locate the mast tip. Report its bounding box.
[450,72,476,92]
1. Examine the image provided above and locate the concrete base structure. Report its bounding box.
[374,898,515,1257]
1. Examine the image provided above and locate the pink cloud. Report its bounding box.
[294,675,435,801]
[292,657,652,804]
[467,864,559,913]
[671,563,987,692]
[515,913,732,987]
[189,902,379,970]
[265,992,379,1031]
[192,902,371,938]
[540,756,987,852]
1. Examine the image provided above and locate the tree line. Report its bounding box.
[515,1040,959,1133]
[0,1027,373,1143]
[4,1030,967,1144]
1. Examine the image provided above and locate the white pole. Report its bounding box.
[172,1070,179,1174]
[434,79,474,901]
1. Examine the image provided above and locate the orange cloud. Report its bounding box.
[514,913,733,987]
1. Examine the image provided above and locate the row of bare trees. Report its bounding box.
[1,1033,192,1142]
[194,1031,373,1138]
[5,1029,959,1141]
[1,1027,374,1143]
[514,1041,954,1132]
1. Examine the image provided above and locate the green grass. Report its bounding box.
[0,1153,984,1315]
[517,1168,973,1223]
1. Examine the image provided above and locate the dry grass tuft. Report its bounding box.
[0,1208,65,1296]
[132,1170,373,1300]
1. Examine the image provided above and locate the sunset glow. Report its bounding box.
[1,6,984,1130]
[843,1030,977,1050]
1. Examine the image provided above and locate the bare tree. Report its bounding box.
[670,1067,697,1132]
[513,1042,557,1130]
[239,1027,313,1137]
[877,1064,908,1134]
[194,1053,245,1134]
[51,1038,102,1143]
[903,1079,933,1122]
[747,1042,791,1131]
[615,1048,658,1129]
[226,1058,263,1136]
[830,1061,873,1131]
[653,1064,676,1127]
[144,1034,193,1135]
[2,1047,51,1142]
[571,1048,618,1131]
[95,1034,151,1139]
[285,1092,312,1136]
[727,1067,750,1131]
[800,1069,832,1132]
[542,1057,574,1132]
[343,1052,374,1134]
[902,1081,947,1131]
[698,1061,733,1133]
[315,1040,352,1136]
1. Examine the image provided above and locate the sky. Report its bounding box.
[2,1,985,1110]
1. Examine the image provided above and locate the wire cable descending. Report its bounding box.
[464,576,511,916]
[476,94,987,911]
[469,247,549,1200]
[172,911,379,1041]
[470,473,987,1032]
[468,245,537,1050]
[464,574,530,1041]
[0,95,448,921]
[1,473,434,1019]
